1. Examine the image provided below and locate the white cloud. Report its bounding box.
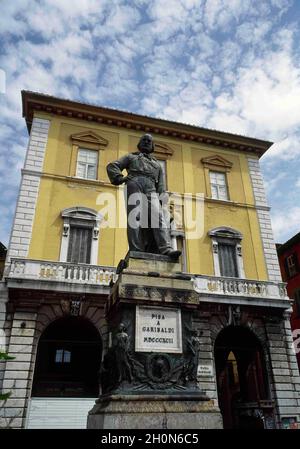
[148,0,191,21]
[0,0,300,247]
[236,20,272,44]
[271,206,300,243]
[95,4,141,36]
[263,135,300,161]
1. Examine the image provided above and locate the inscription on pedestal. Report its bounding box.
[135,305,182,353]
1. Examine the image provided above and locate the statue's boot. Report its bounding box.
[162,249,181,259]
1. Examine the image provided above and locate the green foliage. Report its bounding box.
[0,351,15,401]
[0,351,15,361]
[0,392,11,401]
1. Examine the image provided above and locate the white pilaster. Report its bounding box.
[5,118,50,268]
[247,157,282,282]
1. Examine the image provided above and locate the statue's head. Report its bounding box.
[118,323,126,332]
[137,134,154,154]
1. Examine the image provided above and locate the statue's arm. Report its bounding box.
[106,154,131,185]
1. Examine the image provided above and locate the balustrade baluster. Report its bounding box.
[72,266,77,281]
[40,264,45,278]
[90,268,97,283]
[66,266,71,280]
[57,265,64,280]
[99,269,104,284]
[85,267,90,282]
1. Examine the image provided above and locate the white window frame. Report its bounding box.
[76,148,98,180]
[209,171,229,201]
[208,227,244,278]
[157,159,167,191]
[60,207,101,265]
[170,221,187,272]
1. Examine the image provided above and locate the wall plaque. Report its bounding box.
[135,305,182,353]
[197,364,213,377]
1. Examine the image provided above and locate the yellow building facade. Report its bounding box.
[1,91,299,430]
[27,102,269,279]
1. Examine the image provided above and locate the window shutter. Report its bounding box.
[293,252,299,272]
[67,226,92,264]
[284,256,290,279]
[218,243,238,277]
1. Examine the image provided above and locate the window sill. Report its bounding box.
[205,196,236,206]
[66,176,116,188]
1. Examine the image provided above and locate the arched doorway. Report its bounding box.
[32,316,102,398]
[214,326,273,429]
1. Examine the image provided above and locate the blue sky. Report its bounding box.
[0,0,300,246]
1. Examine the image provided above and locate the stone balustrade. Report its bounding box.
[193,274,288,300]
[7,258,117,286]
[6,259,289,302]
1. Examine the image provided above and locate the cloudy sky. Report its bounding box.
[0,0,300,247]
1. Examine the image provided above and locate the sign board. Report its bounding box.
[197,364,213,377]
[135,305,182,353]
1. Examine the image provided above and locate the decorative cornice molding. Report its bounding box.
[22,91,273,158]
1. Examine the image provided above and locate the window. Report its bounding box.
[169,217,187,271]
[285,253,298,278]
[209,227,244,278]
[173,234,187,272]
[157,159,167,190]
[218,242,239,277]
[60,207,100,265]
[67,225,93,264]
[209,171,229,200]
[76,149,98,180]
[55,349,71,364]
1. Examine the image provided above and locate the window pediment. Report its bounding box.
[61,206,99,221]
[201,155,233,172]
[154,142,174,160]
[208,226,243,240]
[70,131,108,149]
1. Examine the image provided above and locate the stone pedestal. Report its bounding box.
[88,394,222,429]
[87,252,222,429]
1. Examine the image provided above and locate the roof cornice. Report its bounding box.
[22,90,273,157]
[277,232,300,255]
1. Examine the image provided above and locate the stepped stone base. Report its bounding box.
[87,394,223,429]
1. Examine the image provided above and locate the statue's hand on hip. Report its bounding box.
[114,175,128,185]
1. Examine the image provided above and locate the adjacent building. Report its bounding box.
[0,91,299,429]
[277,233,300,374]
[0,243,6,279]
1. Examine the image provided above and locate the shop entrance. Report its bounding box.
[32,316,102,398]
[215,326,274,429]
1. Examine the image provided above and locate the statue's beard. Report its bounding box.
[139,147,153,154]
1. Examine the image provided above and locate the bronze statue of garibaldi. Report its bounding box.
[106,134,181,259]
